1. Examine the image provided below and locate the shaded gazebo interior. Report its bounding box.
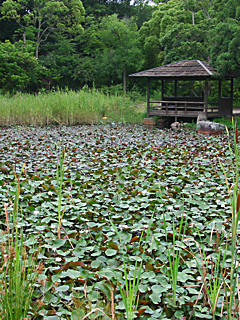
[129,60,234,119]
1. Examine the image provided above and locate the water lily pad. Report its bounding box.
[105,249,117,256]
[52,239,67,249]
[55,285,69,292]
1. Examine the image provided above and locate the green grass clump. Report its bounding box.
[0,89,144,126]
[110,217,153,320]
[213,117,240,129]
[0,167,39,320]
[0,221,38,320]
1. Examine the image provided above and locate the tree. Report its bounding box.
[94,14,143,91]
[139,0,210,68]
[0,40,44,92]
[0,0,85,58]
[208,0,240,76]
[161,22,209,63]
[209,20,240,76]
[130,0,155,27]
[72,15,102,87]
[82,0,154,27]
[40,35,82,89]
[82,0,132,19]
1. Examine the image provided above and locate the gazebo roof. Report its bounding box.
[129,60,220,80]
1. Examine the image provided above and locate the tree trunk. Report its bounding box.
[192,10,195,25]
[23,32,26,44]
[35,20,42,59]
[123,67,126,93]
[108,74,112,87]
[204,80,209,115]
[35,42,40,59]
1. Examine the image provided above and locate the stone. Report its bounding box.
[197,112,207,123]
[197,120,225,135]
[171,121,181,130]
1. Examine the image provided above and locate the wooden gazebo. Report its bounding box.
[129,60,234,119]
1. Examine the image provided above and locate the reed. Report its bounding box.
[185,120,240,319]
[56,142,66,239]
[219,120,240,320]
[163,214,187,307]
[185,236,226,320]
[0,166,39,320]
[110,216,153,320]
[0,89,143,126]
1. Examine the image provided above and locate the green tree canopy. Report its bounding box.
[0,0,239,92]
[139,0,214,68]
[0,0,85,58]
[209,0,240,76]
[94,14,143,91]
[0,40,44,92]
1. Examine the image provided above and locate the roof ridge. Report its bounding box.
[197,60,213,76]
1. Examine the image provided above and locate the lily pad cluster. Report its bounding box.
[0,124,238,319]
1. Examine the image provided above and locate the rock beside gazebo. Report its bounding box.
[197,120,225,135]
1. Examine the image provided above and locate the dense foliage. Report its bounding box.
[0,0,239,93]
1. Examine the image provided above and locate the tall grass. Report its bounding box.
[185,121,240,319]
[164,214,187,307]
[220,121,240,320]
[0,165,39,320]
[0,216,38,320]
[56,142,66,239]
[0,89,143,126]
[110,216,153,320]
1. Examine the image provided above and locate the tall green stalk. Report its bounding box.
[189,238,226,320]
[164,214,187,307]
[56,142,66,239]
[111,216,153,320]
[0,166,38,320]
[0,227,37,320]
[219,120,240,319]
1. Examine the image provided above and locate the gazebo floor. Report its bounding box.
[148,110,232,119]
[233,109,240,116]
[149,110,199,118]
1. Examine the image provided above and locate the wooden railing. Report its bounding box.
[148,100,205,117]
[149,100,204,110]
[147,99,232,118]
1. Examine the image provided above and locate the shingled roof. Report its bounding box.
[129,60,219,79]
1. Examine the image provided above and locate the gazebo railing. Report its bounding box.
[206,102,219,113]
[147,99,232,118]
[148,100,205,117]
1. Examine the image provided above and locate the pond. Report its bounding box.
[0,124,238,320]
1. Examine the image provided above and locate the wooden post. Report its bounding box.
[204,80,209,116]
[123,67,126,94]
[230,78,234,116]
[147,78,150,117]
[218,80,222,99]
[161,80,164,100]
[174,80,177,98]
[230,78,234,99]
